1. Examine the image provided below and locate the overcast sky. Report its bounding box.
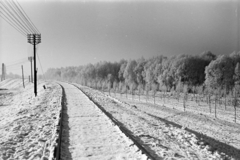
[0,0,239,75]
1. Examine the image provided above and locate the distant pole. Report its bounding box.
[1,63,3,81]
[28,57,33,83]
[21,65,25,88]
[4,64,5,80]
[2,63,5,81]
[28,34,41,96]
[4,63,5,80]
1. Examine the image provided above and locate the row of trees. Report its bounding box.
[45,51,240,95]
[44,51,240,122]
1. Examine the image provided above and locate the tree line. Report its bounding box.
[45,51,240,95]
[45,51,240,122]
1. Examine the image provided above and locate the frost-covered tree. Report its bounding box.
[205,55,235,116]
[123,60,137,87]
[205,55,234,91]
[234,62,240,86]
[134,58,146,86]
[175,55,210,87]
[230,51,240,66]
[118,60,127,82]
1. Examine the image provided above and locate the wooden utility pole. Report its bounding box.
[28,34,41,96]
[1,63,5,81]
[21,65,25,88]
[28,56,33,83]
[1,63,3,81]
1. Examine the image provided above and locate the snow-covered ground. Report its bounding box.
[0,79,62,160]
[2,79,239,159]
[112,93,240,157]
[77,85,240,160]
[59,82,148,160]
[114,92,239,124]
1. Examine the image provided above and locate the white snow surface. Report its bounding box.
[77,85,240,160]
[2,79,239,160]
[59,82,148,160]
[0,79,62,160]
[112,92,240,159]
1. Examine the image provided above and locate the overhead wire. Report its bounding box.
[6,60,29,68]
[14,0,40,34]
[4,57,28,65]
[2,60,30,76]
[0,7,27,37]
[11,0,37,34]
[0,1,30,35]
[5,0,34,34]
[0,0,41,78]
[0,0,41,37]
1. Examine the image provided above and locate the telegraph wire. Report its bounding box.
[5,0,34,34]
[4,57,28,66]
[6,60,29,67]
[0,0,41,37]
[0,0,41,88]
[10,0,37,34]
[0,1,28,34]
[14,0,40,34]
[4,0,32,33]
[0,1,30,34]
[0,8,27,37]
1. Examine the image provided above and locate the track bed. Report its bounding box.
[76,85,239,160]
[59,82,149,160]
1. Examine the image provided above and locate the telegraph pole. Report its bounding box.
[21,65,25,88]
[1,63,4,81]
[27,34,41,96]
[1,63,5,81]
[28,56,33,83]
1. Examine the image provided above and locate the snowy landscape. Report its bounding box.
[1,79,240,160]
[1,0,240,160]
[0,79,62,160]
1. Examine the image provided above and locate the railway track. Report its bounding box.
[55,83,65,160]
[55,82,156,160]
[74,84,157,160]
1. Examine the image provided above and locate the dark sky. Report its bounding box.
[0,0,239,75]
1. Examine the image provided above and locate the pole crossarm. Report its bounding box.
[27,34,41,45]
[28,56,32,62]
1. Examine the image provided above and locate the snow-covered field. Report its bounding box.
[1,79,239,160]
[0,79,62,160]
[112,93,240,154]
[77,85,240,160]
[115,92,240,124]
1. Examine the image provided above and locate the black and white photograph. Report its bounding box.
[0,0,240,159]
